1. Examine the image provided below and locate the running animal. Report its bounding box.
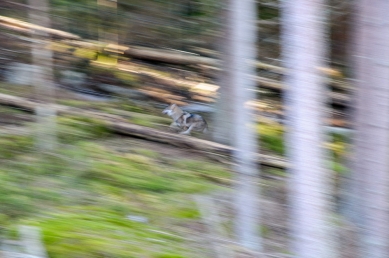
[162,104,208,135]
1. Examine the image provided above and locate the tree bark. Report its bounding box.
[228,0,263,252]
[349,1,389,257]
[281,0,337,257]
[28,0,57,151]
[212,2,234,145]
[339,0,372,228]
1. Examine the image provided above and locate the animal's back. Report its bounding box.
[186,114,207,131]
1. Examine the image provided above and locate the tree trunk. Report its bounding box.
[281,0,337,257]
[339,0,373,228]
[229,0,263,252]
[212,2,234,145]
[351,1,389,257]
[28,0,57,151]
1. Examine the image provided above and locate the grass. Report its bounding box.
[258,123,349,174]
[0,134,34,159]
[0,105,29,115]
[57,115,111,143]
[22,210,186,258]
[0,101,350,257]
[258,122,285,155]
[0,115,231,258]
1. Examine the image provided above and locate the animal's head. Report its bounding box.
[162,104,177,116]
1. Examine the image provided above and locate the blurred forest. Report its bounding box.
[0,0,358,258]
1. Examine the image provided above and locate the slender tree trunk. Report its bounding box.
[340,0,373,228]
[212,2,233,145]
[229,0,262,252]
[352,1,389,257]
[28,0,57,151]
[281,0,336,257]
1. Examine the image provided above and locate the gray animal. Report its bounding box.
[162,104,208,135]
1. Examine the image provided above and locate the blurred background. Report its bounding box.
[0,0,364,258]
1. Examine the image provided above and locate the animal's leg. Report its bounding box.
[180,124,195,135]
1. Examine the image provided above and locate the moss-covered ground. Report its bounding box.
[0,83,349,257]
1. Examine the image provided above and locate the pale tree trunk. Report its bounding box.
[28,0,57,151]
[340,0,373,228]
[281,0,337,257]
[228,0,263,252]
[350,1,389,257]
[212,2,233,145]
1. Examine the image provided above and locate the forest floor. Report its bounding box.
[0,80,357,258]
[0,7,356,258]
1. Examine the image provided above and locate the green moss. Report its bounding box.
[154,254,186,258]
[170,207,200,219]
[117,102,152,114]
[258,123,285,155]
[329,161,347,175]
[114,70,139,87]
[95,53,118,66]
[57,100,102,109]
[0,127,230,258]
[0,135,34,159]
[57,116,111,143]
[132,148,161,159]
[265,168,286,177]
[0,106,28,114]
[28,211,184,258]
[131,116,156,127]
[73,48,98,60]
[0,169,55,218]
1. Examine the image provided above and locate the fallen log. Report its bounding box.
[63,39,347,90]
[0,14,345,86]
[62,39,217,66]
[58,40,352,106]
[120,60,350,106]
[0,93,287,169]
[124,47,217,66]
[110,122,287,169]
[138,89,188,106]
[201,64,350,92]
[0,15,80,40]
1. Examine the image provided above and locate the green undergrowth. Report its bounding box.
[0,107,349,257]
[258,122,349,174]
[0,105,29,115]
[57,115,111,143]
[327,132,349,175]
[0,83,35,97]
[0,134,34,159]
[0,116,230,258]
[258,122,285,155]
